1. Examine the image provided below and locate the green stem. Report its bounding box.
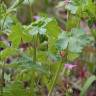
[30,34,39,96]
[48,60,63,96]
[33,42,37,64]
[0,62,5,96]
[33,34,39,64]
[28,0,33,21]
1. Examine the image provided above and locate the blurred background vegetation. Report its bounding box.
[0,0,96,96]
[1,0,96,72]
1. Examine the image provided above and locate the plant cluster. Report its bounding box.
[0,0,96,96]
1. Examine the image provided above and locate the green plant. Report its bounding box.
[0,0,95,96]
[0,1,61,95]
[80,75,96,96]
[48,28,93,96]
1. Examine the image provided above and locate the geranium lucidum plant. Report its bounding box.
[0,1,61,96]
[48,27,94,96]
[0,0,95,96]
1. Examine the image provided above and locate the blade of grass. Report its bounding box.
[80,75,96,96]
